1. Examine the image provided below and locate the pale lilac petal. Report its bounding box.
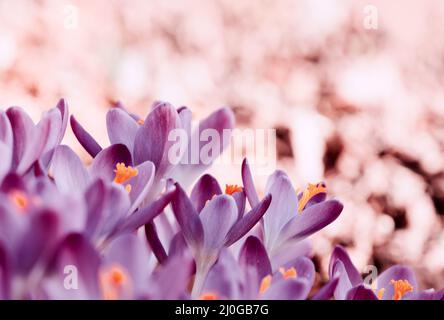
[127,161,155,212]
[232,191,246,220]
[190,174,222,213]
[51,145,89,193]
[89,144,132,181]
[56,98,69,144]
[106,108,139,154]
[262,278,311,300]
[241,158,260,207]
[200,194,237,252]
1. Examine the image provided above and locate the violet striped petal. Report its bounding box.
[241,158,260,207]
[89,144,132,181]
[224,194,272,247]
[200,195,237,252]
[133,103,182,177]
[238,236,272,281]
[171,183,204,251]
[70,115,103,157]
[51,145,89,193]
[328,245,362,286]
[190,174,222,213]
[145,222,168,264]
[346,285,378,300]
[279,199,343,244]
[232,191,246,220]
[106,108,139,154]
[115,186,176,236]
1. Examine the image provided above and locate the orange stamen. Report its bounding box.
[137,119,145,125]
[297,182,326,213]
[99,265,130,300]
[390,279,413,300]
[199,292,218,300]
[225,184,243,195]
[9,190,28,212]
[259,275,272,294]
[377,288,385,300]
[114,162,138,184]
[279,267,297,280]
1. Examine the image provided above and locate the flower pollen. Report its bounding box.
[279,267,297,280]
[225,184,243,195]
[100,265,130,300]
[114,162,138,184]
[298,182,327,213]
[390,279,413,300]
[199,292,218,300]
[259,275,272,294]
[9,190,28,212]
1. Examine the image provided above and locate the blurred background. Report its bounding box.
[1,0,444,289]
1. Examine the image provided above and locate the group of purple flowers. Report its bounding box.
[0,99,442,300]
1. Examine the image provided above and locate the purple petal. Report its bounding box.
[70,115,103,157]
[0,241,11,299]
[241,158,260,207]
[200,194,237,252]
[283,256,315,287]
[331,260,355,300]
[104,234,151,292]
[311,277,339,300]
[56,98,69,144]
[114,186,176,236]
[279,200,343,243]
[51,145,90,193]
[224,194,272,247]
[190,174,222,213]
[232,191,246,220]
[346,285,378,300]
[127,161,155,212]
[106,108,139,154]
[89,144,132,181]
[168,232,189,258]
[328,245,362,286]
[263,171,298,249]
[238,236,272,281]
[145,222,168,264]
[150,253,193,300]
[45,233,101,299]
[178,107,192,138]
[262,278,311,300]
[376,265,417,300]
[133,103,182,177]
[171,183,204,250]
[84,179,106,238]
[0,142,12,181]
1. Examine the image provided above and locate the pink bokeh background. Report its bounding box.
[1,0,444,288]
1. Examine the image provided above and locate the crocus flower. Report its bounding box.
[326,245,444,300]
[50,144,175,246]
[0,99,68,181]
[241,159,343,268]
[71,101,235,200]
[201,236,315,300]
[170,176,272,298]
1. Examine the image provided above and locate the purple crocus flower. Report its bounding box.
[0,99,68,181]
[201,236,315,300]
[326,245,444,300]
[170,175,272,298]
[241,159,343,268]
[71,101,235,199]
[50,144,175,246]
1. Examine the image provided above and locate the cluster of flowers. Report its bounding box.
[0,99,442,300]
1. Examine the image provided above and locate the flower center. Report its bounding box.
[390,279,413,300]
[199,292,218,300]
[259,275,272,294]
[279,267,297,280]
[137,119,145,125]
[9,190,28,212]
[114,162,138,186]
[225,184,243,195]
[377,288,385,300]
[297,182,326,213]
[99,265,131,300]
